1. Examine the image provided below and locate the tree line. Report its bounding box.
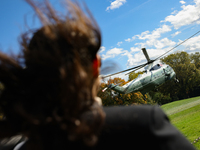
[98,51,200,106]
[152,51,200,105]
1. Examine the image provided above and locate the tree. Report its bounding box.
[97,77,127,106]
[160,51,200,100]
[190,52,200,69]
[128,71,144,81]
[149,91,172,105]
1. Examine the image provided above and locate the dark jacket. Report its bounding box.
[97,105,196,150]
[1,105,196,150]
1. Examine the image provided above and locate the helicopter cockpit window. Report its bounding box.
[150,64,161,71]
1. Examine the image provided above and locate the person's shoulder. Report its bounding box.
[97,105,167,149]
[101,105,196,150]
[103,104,162,114]
[102,105,165,129]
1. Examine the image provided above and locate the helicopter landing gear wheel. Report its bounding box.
[174,78,179,83]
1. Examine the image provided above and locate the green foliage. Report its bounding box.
[160,51,200,100]
[144,93,156,105]
[150,91,172,105]
[190,52,200,69]
[128,71,144,81]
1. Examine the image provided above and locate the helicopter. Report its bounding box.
[101,48,178,97]
[100,30,200,99]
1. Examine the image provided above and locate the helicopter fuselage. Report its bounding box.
[109,63,176,95]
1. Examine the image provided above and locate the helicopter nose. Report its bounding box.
[170,71,176,79]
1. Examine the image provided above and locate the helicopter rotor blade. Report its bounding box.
[154,30,200,61]
[125,63,148,75]
[142,48,151,63]
[101,63,147,79]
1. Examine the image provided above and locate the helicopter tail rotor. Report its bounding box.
[174,77,179,83]
[102,87,108,92]
[102,82,123,93]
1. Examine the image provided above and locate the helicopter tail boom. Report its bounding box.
[108,84,126,94]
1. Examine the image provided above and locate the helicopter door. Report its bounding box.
[141,75,151,87]
[163,68,170,79]
[141,78,145,85]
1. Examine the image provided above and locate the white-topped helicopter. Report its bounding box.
[101,48,178,96]
[100,30,200,98]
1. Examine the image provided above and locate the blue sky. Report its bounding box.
[1,0,200,78]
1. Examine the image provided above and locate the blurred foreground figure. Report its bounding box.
[0,0,196,150]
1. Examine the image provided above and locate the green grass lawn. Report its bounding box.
[161,96,200,150]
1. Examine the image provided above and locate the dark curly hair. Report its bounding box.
[0,0,105,149]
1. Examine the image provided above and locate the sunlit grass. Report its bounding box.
[161,96,200,150]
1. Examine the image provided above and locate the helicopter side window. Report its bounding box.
[150,64,161,71]
[150,67,154,71]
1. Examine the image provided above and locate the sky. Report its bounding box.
[1,0,200,79]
